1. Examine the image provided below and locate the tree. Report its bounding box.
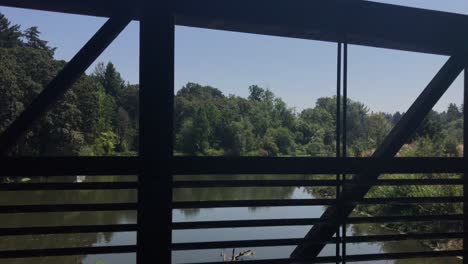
[261,135,279,157]
[41,90,84,155]
[0,33,61,155]
[94,62,125,97]
[392,111,403,125]
[0,49,22,133]
[367,113,392,148]
[177,108,212,155]
[265,127,295,155]
[411,110,443,142]
[248,85,274,103]
[0,13,22,48]
[73,76,104,144]
[273,98,296,130]
[119,84,139,150]
[248,85,264,101]
[94,131,118,155]
[23,26,56,57]
[96,88,117,133]
[223,119,256,156]
[446,103,462,123]
[177,82,224,100]
[115,107,131,152]
[346,99,369,152]
[295,120,314,145]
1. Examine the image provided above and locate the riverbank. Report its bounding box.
[354,210,462,253]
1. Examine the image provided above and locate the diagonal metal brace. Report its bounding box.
[291,51,468,259]
[0,14,132,155]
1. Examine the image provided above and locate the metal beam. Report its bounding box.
[463,64,468,264]
[2,0,468,55]
[171,156,466,175]
[0,156,465,176]
[137,0,174,263]
[291,51,468,259]
[0,14,131,155]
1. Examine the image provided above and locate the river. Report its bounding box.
[0,175,461,264]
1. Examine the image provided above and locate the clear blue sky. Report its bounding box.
[1,0,467,113]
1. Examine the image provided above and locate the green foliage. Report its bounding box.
[173,81,464,160]
[0,13,22,48]
[80,131,118,157]
[184,108,211,154]
[0,12,139,156]
[367,113,392,147]
[93,62,125,97]
[265,127,295,155]
[23,26,56,57]
[248,85,274,102]
[261,135,279,157]
[355,173,463,236]
[223,119,256,156]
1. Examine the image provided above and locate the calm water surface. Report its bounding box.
[0,175,461,264]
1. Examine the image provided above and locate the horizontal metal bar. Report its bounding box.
[0,182,138,191]
[172,214,463,229]
[172,233,462,251]
[0,157,138,176]
[348,214,464,223]
[0,245,137,258]
[172,238,337,251]
[0,179,458,190]
[0,224,138,236]
[173,180,338,188]
[172,199,335,209]
[172,218,326,229]
[173,157,467,175]
[0,203,138,213]
[345,250,463,262]
[173,179,463,188]
[357,197,463,204]
[1,157,466,176]
[353,179,463,186]
[346,232,463,243]
[173,196,462,209]
[3,0,468,56]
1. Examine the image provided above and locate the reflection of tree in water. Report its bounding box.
[349,224,461,264]
[301,175,336,199]
[174,175,298,217]
[0,176,137,264]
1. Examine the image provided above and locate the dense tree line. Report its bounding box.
[175,82,463,158]
[0,13,138,156]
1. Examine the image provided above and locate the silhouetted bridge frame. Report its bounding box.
[0,0,467,263]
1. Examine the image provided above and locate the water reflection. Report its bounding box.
[0,176,137,264]
[173,174,329,217]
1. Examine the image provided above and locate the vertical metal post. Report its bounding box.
[138,1,174,263]
[335,42,342,264]
[342,42,348,264]
[464,67,467,264]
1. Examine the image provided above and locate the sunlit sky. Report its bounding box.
[1,0,468,113]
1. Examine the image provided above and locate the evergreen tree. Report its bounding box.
[103,62,125,97]
[446,103,462,122]
[23,26,56,56]
[0,13,22,48]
